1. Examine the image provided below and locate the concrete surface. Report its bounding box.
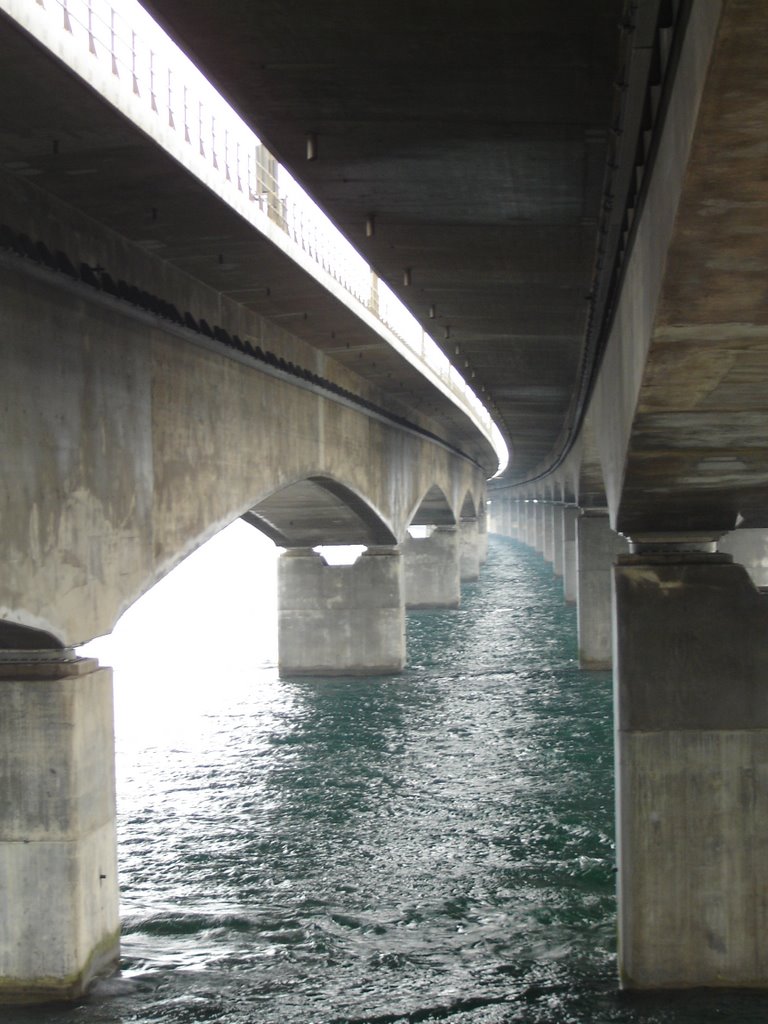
[278,547,405,675]
[403,528,460,609]
[0,661,119,1002]
[614,552,768,987]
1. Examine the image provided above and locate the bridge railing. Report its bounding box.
[4,0,507,471]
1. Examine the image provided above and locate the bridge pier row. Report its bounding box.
[0,655,119,1003]
[403,527,461,609]
[576,510,628,670]
[562,506,578,603]
[459,518,481,582]
[614,542,768,989]
[277,547,406,675]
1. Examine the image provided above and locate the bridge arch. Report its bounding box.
[242,473,397,549]
[405,483,457,529]
[460,489,478,520]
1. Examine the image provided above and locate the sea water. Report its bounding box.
[6,531,768,1023]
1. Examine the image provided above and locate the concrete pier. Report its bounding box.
[543,504,555,563]
[562,505,578,603]
[552,504,564,577]
[576,511,627,669]
[534,503,546,555]
[403,527,460,608]
[459,518,480,582]
[614,548,768,988]
[0,655,119,1003]
[477,514,488,564]
[719,528,768,588]
[278,546,405,675]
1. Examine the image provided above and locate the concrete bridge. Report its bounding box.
[1,0,767,1002]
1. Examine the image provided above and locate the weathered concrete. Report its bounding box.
[403,527,460,609]
[576,511,627,669]
[0,658,119,1003]
[277,547,405,675]
[0,242,484,650]
[719,529,768,588]
[562,505,579,603]
[459,518,481,582]
[586,1,768,535]
[614,550,768,988]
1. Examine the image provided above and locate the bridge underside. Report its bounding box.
[5,0,768,1002]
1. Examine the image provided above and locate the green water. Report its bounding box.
[6,536,768,1023]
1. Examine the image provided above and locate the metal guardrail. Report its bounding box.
[4,0,508,472]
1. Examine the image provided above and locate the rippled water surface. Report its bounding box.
[8,535,768,1023]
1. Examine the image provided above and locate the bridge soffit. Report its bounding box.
[242,474,398,549]
[406,484,457,530]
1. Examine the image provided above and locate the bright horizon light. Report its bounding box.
[1,0,508,475]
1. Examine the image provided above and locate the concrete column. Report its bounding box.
[477,514,488,564]
[562,505,578,603]
[0,653,119,1003]
[614,546,768,989]
[543,503,555,564]
[278,546,405,675]
[459,518,480,581]
[403,527,460,608]
[552,504,564,577]
[534,502,546,554]
[576,510,627,669]
[511,499,523,540]
[719,528,768,587]
[526,501,537,548]
[521,502,532,546]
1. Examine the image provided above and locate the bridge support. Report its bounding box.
[543,504,555,564]
[719,528,768,588]
[576,510,627,669]
[478,515,488,564]
[614,544,768,989]
[515,500,526,541]
[552,504,564,577]
[459,518,480,582]
[403,528,460,609]
[528,499,536,548]
[562,505,578,603]
[278,546,405,675]
[0,655,119,1003]
[534,503,546,555]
